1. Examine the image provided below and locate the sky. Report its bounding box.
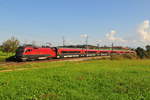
[0,0,150,47]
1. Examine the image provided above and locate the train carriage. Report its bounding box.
[99,50,111,56]
[83,49,99,56]
[57,48,83,58]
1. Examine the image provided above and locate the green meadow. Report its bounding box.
[0,60,150,100]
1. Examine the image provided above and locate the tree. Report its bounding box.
[144,45,150,58]
[2,37,20,53]
[146,45,150,52]
[135,47,146,59]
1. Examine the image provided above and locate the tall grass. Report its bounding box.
[0,60,150,100]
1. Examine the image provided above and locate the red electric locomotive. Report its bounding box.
[15,46,57,61]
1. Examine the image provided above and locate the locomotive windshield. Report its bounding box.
[16,47,24,53]
[16,47,25,57]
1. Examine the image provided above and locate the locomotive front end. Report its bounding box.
[15,46,27,61]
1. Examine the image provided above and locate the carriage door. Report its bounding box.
[51,47,58,57]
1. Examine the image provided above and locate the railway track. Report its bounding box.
[0,56,110,68]
[0,62,18,66]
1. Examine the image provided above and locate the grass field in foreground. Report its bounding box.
[0,60,150,100]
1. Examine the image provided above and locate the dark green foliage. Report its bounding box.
[145,45,150,52]
[145,45,150,58]
[135,47,146,59]
[135,45,150,59]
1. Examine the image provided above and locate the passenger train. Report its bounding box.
[15,45,135,61]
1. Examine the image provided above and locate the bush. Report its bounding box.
[0,51,14,62]
[135,47,146,59]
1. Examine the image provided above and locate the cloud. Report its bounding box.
[106,30,125,42]
[138,20,150,41]
[103,20,150,48]
[80,34,88,38]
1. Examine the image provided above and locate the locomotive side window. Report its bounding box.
[25,49,32,53]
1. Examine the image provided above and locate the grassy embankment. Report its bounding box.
[0,60,150,100]
[0,51,14,62]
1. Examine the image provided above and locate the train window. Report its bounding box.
[33,47,38,49]
[85,51,96,53]
[62,51,81,53]
[52,48,56,51]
